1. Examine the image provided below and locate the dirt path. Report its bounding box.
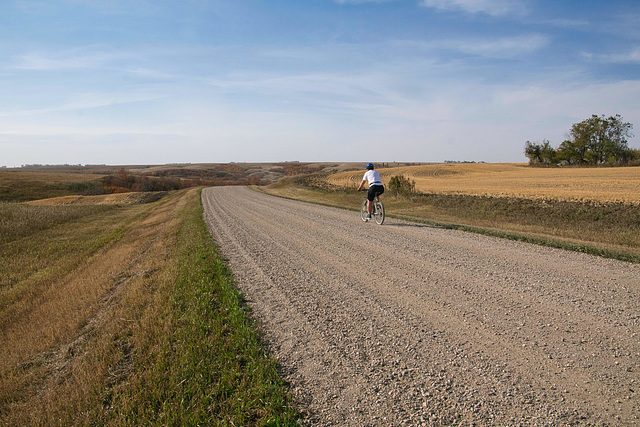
[202,186,640,426]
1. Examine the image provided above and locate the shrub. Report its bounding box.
[388,175,416,197]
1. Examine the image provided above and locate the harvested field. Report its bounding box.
[327,163,640,204]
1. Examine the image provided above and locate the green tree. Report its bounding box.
[525,140,557,165]
[557,138,587,165]
[525,114,635,166]
[524,141,542,164]
[566,114,634,165]
[540,140,557,164]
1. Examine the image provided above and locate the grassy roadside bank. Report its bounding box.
[262,175,640,264]
[110,188,299,425]
[0,189,298,425]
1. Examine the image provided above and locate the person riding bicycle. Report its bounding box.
[357,163,384,220]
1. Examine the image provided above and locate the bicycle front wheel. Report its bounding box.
[361,200,368,222]
[374,201,385,225]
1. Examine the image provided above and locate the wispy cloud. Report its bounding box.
[12,48,130,71]
[9,45,180,79]
[36,0,161,16]
[445,34,547,58]
[542,18,589,29]
[333,0,396,4]
[126,67,173,79]
[0,91,166,118]
[421,0,529,17]
[392,34,548,59]
[588,47,640,64]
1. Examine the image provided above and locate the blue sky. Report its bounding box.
[1,0,639,166]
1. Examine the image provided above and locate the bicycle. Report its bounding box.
[360,191,385,225]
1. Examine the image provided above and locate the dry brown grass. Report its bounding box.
[26,191,166,206]
[0,171,101,184]
[0,170,105,202]
[0,189,192,424]
[327,163,640,204]
[1,186,298,425]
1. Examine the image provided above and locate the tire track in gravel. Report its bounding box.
[202,186,640,426]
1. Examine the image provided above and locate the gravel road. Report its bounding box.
[202,186,640,426]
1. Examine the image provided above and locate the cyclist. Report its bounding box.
[357,163,384,220]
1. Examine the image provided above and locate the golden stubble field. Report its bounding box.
[327,163,640,204]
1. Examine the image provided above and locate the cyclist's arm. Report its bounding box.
[357,179,367,191]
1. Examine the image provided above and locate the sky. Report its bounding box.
[1,0,639,167]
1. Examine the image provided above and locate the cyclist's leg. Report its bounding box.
[366,187,376,216]
[373,187,384,216]
[373,186,384,203]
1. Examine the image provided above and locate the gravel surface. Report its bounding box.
[202,186,640,426]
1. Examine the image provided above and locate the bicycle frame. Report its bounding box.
[361,196,385,225]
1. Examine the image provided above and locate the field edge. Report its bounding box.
[256,184,640,264]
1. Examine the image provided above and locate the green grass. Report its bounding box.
[1,189,298,426]
[104,190,299,426]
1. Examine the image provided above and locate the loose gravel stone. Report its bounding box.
[202,186,640,426]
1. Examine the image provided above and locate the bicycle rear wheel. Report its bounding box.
[374,201,385,225]
[360,200,368,222]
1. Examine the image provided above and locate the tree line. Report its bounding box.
[525,114,638,166]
